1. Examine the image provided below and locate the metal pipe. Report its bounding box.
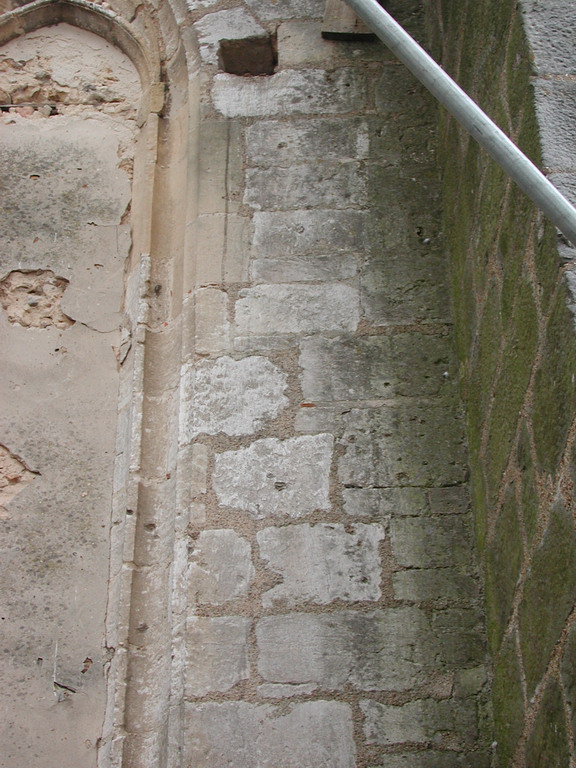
[345,0,576,247]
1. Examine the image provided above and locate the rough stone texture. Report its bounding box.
[212,68,366,117]
[0,270,73,328]
[429,0,576,761]
[257,523,385,606]
[342,487,427,517]
[189,529,255,605]
[184,701,356,768]
[235,283,360,335]
[390,515,472,568]
[181,356,288,441]
[185,616,251,696]
[0,443,37,514]
[213,434,333,518]
[252,209,368,257]
[338,403,467,488]
[300,333,454,400]
[361,698,478,746]
[257,609,477,691]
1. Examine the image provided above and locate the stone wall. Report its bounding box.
[427,0,576,764]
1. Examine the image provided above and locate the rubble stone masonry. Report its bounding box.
[5,0,574,765]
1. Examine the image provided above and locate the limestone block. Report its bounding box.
[212,69,366,118]
[184,700,356,768]
[193,287,230,355]
[360,251,451,326]
[251,252,358,284]
[244,162,366,210]
[342,487,427,517]
[213,434,333,518]
[427,485,469,514]
[338,404,467,488]
[235,284,360,336]
[194,8,266,66]
[190,528,254,605]
[257,609,440,690]
[244,0,326,20]
[393,569,479,602]
[189,529,255,605]
[245,118,369,167]
[361,698,478,745]
[257,523,384,606]
[390,516,472,569]
[252,210,368,257]
[191,213,251,287]
[534,79,576,171]
[185,616,251,696]
[189,442,209,496]
[181,356,288,441]
[300,334,454,401]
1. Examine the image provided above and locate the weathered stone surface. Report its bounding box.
[338,404,467,488]
[245,163,366,210]
[244,0,325,19]
[184,701,356,768]
[212,69,366,117]
[257,609,445,690]
[245,118,369,167]
[300,334,454,401]
[190,443,209,496]
[534,80,576,172]
[390,516,472,569]
[361,697,478,745]
[181,356,288,441]
[0,443,37,514]
[257,523,384,606]
[343,487,427,517]
[519,500,576,694]
[194,8,265,66]
[360,251,451,326]
[235,284,360,336]
[393,569,479,602]
[193,288,230,355]
[368,753,485,768]
[189,529,255,605]
[213,434,333,518]
[521,0,576,75]
[526,679,571,768]
[185,616,251,697]
[251,252,358,284]
[428,485,469,515]
[252,210,368,257]
[492,634,524,767]
[0,270,73,329]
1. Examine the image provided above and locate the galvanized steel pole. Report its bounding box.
[345,0,576,247]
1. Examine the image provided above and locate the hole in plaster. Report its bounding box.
[0,444,39,515]
[219,33,277,76]
[0,270,74,328]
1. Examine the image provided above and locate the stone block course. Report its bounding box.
[185,616,251,696]
[390,515,473,569]
[257,609,456,691]
[181,356,288,441]
[213,434,333,517]
[245,118,369,167]
[361,697,478,746]
[257,522,385,606]
[212,68,366,117]
[189,528,255,605]
[338,403,467,488]
[300,333,454,401]
[184,701,356,768]
[234,283,360,335]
